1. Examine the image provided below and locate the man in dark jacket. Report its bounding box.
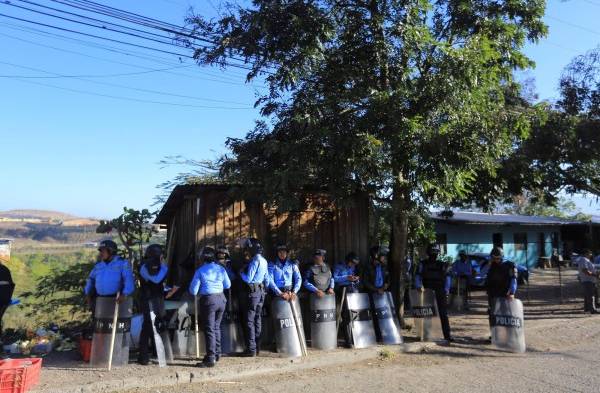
[362,246,390,294]
[415,244,453,342]
[0,254,14,336]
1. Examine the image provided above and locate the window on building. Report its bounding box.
[436,233,448,255]
[539,232,547,257]
[514,233,527,251]
[492,233,503,248]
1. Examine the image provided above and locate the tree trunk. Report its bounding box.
[390,182,410,327]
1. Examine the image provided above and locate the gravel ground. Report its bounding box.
[34,268,598,393]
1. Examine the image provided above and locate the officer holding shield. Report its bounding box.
[415,244,453,342]
[268,244,302,301]
[303,249,334,297]
[137,244,168,365]
[485,247,518,322]
[451,250,475,309]
[84,240,135,307]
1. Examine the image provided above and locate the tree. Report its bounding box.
[183,1,547,321]
[502,193,589,220]
[96,207,157,271]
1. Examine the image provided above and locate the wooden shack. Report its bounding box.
[154,184,370,287]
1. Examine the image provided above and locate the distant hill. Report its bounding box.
[0,209,79,221]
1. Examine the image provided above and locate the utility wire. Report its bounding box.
[0,60,254,105]
[7,76,254,109]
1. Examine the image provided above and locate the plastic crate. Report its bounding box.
[0,358,42,393]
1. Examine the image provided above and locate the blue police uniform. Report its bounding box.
[268,258,302,296]
[189,261,231,364]
[84,256,135,297]
[451,259,474,278]
[333,262,360,293]
[240,254,270,355]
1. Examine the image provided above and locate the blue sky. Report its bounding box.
[0,0,599,218]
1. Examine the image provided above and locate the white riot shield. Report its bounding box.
[409,289,443,342]
[491,298,526,353]
[271,297,303,357]
[90,297,133,368]
[345,293,376,349]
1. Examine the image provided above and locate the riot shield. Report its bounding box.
[309,293,337,350]
[372,292,403,345]
[169,299,205,358]
[491,298,526,353]
[450,277,467,311]
[345,293,376,349]
[221,290,246,354]
[90,297,132,368]
[409,289,443,342]
[271,297,303,357]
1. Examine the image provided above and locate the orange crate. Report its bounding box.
[78,338,92,363]
[0,358,42,393]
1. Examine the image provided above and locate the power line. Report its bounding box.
[6,77,254,109]
[0,60,255,105]
[0,23,262,86]
[547,15,600,37]
[0,63,191,78]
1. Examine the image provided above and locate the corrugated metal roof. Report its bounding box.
[431,211,582,225]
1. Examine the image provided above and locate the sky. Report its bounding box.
[0,0,599,219]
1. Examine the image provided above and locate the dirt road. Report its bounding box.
[120,268,599,393]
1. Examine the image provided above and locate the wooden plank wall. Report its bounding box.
[168,187,370,286]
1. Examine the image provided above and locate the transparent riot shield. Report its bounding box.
[345,293,376,349]
[491,298,526,353]
[310,293,337,350]
[409,289,443,342]
[90,297,133,368]
[372,292,403,345]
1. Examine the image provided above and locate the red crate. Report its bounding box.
[0,358,42,393]
[78,338,92,363]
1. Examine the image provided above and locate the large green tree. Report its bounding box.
[184,0,547,319]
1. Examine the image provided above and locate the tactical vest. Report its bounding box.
[311,264,332,291]
[420,259,446,289]
[486,262,516,298]
[140,258,165,298]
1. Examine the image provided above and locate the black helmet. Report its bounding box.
[314,249,327,257]
[216,245,229,259]
[427,243,441,256]
[370,245,389,259]
[275,243,289,252]
[145,244,163,259]
[345,252,359,263]
[243,238,263,255]
[98,240,118,255]
[200,246,216,261]
[490,247,504,258]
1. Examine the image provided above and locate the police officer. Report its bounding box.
[268,244,302,301]
[451,250,474,309]
[216,246,235,281]
[485,247,518,324]
[239,238,270,357]
[415,244,453,342]
[577,249,597,314]
[333,252,361,294]
[189,246,231,368]
[363,246,390,294]
[137,244,168,365]
[333,252,360,347]
[84,240,135,309]
[303,249,334,297]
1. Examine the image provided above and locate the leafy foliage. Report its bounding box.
[183,1,548,301]
[96,207,157,269]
